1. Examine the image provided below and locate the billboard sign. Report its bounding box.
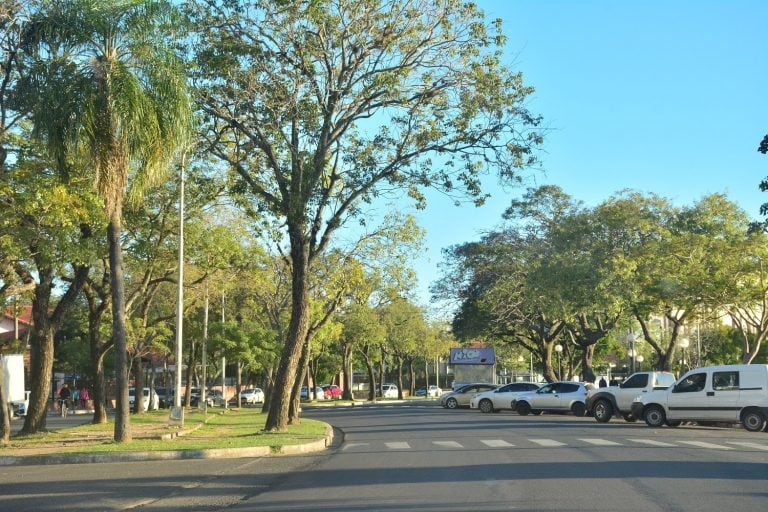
[450,347,495,365]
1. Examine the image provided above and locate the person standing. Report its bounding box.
[80,386,90,409]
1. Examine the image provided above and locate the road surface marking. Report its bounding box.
[433,441,463,448]
[677,440,733,450]
[529,439,567,447]
[342,443,370,451]
[627,438,677,447]
[579,438,623,446]
[385,442,411,450]
[481,440,515,448]
[726,441,768,451]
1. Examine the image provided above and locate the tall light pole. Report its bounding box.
[636,355,644,372]
[173,154,186,412]
[554,344,563,380]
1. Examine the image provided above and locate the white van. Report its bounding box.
[630,364,768,432]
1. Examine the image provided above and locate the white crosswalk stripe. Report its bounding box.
[385,442,411,450]
[677,440,733,450]
[481,440,515,448]
[341,442,370,451]
[627,438,677,447]
[725,441,768,451]
[433,441,463,448]
[579,438,623,446]
[529,439,567,447]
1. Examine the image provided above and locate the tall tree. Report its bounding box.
[188,0,542,431]
[25,0,191,441]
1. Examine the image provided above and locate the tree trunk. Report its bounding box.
[91,350,108,424]
[21,268,56,434]
[396,357,404,399]
[361,347,377,401]
[261,365,275,413]
[109,219,131,442]
[265,233,312,432]
[84,275,110,424]
[289,340,311,424]
[132,355,144,414]
[581,345,596,383]
[341,344,354,400]
[185,339,196,407]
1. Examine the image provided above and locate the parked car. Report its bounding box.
[415,385,442,397]
[301,386,325,400]
[630,364,768,432]
[206,389,228,407]
[321,384,342,400]
[240,387,265,404]
[470,382,541,413]
[378,384,399,399]
[128,387,159,411]
[440,383,498,409]
[513,382,590,416]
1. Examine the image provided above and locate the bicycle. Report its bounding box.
[58,398,70,418]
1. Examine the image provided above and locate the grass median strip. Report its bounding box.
[3,408,329,456]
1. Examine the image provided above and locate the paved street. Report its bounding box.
[2,402,767,511]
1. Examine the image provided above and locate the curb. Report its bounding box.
[0,425,334,467]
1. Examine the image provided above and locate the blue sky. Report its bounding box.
[404,0,768,312]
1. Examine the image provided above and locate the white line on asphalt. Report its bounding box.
[385,442,411,450]
[677,440,733,450]
[579,438,623,446]
[626,438,677,447]
[433,441,463,448]
[528,439,567,447]
[725,441,768,451]
[342,443,371,451]
[481,440,515,448]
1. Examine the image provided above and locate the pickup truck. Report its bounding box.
[586,371,676,422]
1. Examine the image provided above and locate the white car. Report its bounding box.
[301,386,325,400]
[470,382,541,413]
[513,382,590,417]
[240,387,265,404]
[379,384,398,399]
[128,387,159,411]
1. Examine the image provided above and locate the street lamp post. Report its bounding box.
[636,355,644,372]
[554,344,563,380]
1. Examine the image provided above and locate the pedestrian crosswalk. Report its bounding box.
[341,437,768,452]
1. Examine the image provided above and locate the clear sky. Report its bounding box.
[403,0,768,314]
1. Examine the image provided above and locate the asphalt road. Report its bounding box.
[2,402,767,511]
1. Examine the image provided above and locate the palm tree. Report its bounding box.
[25,0,191,441]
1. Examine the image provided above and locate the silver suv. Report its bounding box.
[513,381,590,417]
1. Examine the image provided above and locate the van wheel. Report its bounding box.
[741,409,767,432]
[593,400,613,423]
[643,405,666,427]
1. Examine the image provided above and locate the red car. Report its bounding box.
[322,384,342,400]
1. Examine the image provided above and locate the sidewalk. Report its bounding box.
[2,409,335,467]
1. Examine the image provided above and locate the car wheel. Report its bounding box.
[516,401,531,416]
[571,402,586,417]
[643,405,667,427]
[741,409,767,432]
[445,397,459,409]
[479,399,494,414]
[593,400,613,423]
